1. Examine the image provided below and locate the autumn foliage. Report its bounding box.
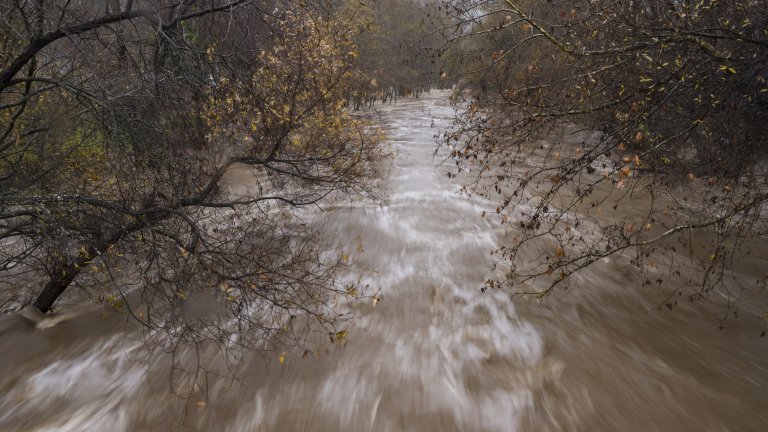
[0,1,382,350]
[438,0,768,310]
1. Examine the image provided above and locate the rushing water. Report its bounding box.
[1,91,767,431]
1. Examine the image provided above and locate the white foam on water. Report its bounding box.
[0,336,144,432]
[0,91,545,432]
[226,92,544,432]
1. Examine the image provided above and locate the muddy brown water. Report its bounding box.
[1,91,767,431]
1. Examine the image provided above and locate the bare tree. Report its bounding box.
[436,0,768,316]
[0,1,382,350]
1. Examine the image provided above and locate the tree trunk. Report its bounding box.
[31,219,150,313]
[33,266,80,313]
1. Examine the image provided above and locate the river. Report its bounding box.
[0,91,766,431]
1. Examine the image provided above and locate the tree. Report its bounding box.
[334,0,447,109]
[0,1,381,350]
[437,0,768,315]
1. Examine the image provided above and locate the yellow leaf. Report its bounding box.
[619,166,631,178]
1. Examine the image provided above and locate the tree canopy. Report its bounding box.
[2,0,766,356]
[0,0,385,350]
[435,0,768,312]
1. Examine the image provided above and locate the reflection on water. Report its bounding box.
[0,92,766,431]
